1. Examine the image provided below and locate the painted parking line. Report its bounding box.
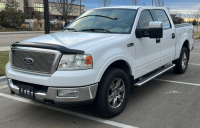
[154,79,200,87]
[190,53,200,54]
[0,93,137,128]
[189,63,200,66]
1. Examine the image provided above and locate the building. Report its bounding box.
[0,0,85,20]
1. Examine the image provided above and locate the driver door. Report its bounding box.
[135,9,161,78]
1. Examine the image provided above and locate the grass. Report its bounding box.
[0,51,9,76]
[0,29,22,32]
[195,32,200,39]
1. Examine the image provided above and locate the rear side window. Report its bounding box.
[154,10,171,29]
[137,10,153,29]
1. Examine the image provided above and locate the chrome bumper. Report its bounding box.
[7,79,98,104]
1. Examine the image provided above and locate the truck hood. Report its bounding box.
[21,31,122,50]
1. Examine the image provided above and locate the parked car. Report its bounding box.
[49,19,59,24]
[6,6,194,118]
[25,19,34,24]
[67,20,73,25]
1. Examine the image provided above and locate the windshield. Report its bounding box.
[66,9,137,34]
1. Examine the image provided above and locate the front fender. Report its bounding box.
[95,55,134,83]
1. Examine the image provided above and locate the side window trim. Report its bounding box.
[153,9,172,30]
[136,9,154,29]
[149,9,157,21]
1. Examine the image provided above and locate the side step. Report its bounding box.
[134,64,175,86]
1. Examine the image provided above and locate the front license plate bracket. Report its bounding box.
[19,84,34,99]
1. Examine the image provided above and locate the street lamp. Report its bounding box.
[43,0,50,34]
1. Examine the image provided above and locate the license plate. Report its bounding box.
[19,84,34,99]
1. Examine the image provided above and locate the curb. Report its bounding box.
[0,76,7,86]
[0,76,6,80]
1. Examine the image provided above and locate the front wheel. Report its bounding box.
[93,68,130,118]
[173,47,189,74]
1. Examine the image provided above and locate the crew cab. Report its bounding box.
[6,6,194,117]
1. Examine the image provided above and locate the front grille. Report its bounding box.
[12,49,56,74]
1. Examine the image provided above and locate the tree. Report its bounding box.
[123,0,139,6]
[97,0,111,7]
[193,19,197,25]
[50,0,79,22]
[154,0,164,7]
[0,1,26,27]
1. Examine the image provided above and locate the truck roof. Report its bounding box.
[94,6,166,10]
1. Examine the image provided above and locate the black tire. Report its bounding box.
[93,68,130,118]
[173,47,189,74]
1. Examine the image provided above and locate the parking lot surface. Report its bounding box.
[0,33,45,47]
[0,39,200,128]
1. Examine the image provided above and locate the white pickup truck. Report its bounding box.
[6,6,194,117]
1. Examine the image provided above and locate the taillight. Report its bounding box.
[193,29,194,39]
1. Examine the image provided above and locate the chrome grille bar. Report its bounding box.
[11,47,62,75]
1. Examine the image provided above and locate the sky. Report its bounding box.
[82,0,200,13]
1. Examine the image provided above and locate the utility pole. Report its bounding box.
[43,0,50,34]
[80,0,81,15]
[143,3,145,6]
[152,0,153,6]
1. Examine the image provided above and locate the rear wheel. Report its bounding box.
[173,47,189,74]
[93,68,129,118]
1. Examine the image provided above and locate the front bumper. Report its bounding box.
[8,79,98,105]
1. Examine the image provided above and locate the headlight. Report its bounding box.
[58,54,93,70]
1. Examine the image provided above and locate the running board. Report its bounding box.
[134,64,175,86]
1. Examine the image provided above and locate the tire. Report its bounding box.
[173,47,189,74]
[93,68,130,118]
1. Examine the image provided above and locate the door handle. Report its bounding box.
[172,33,175,39]
[156,38,160,43]
[127,43,134,47]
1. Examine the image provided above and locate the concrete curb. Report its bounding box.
[0,76,6,80]
[0,46,10,51]
[0,31,59,35]
[0,76,7,86]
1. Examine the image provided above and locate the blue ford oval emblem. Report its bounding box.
[24,57,34,64]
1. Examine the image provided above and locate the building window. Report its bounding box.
[34,3,44,12]
[0,2,5,8]
[24,0,28,7]
[80,9,84,14]
[51,7,58,12]
[74,8,78,13]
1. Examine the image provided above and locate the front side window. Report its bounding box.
[137,10,153,29]
[66,9,137,34]
[154,10,171,29]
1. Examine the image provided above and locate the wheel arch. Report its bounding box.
[95,57,133,83]
[182,39,190,60]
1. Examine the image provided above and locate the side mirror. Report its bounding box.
[135,21,163,38]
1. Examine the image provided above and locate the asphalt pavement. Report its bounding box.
[1,39,200,128]
[0,32,46,47]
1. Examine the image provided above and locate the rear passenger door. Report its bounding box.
[153,9,176,66]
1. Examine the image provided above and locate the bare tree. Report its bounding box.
[51,0,79,22]
[123,0,139,6]
[154,0,164,7]
[97,0,111,7]
[165,5,170,12]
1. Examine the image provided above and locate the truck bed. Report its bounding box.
[175,23,193,28]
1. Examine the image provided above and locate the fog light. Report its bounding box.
[58,90,79,97]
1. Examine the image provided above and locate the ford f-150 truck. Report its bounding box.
[6,6,194,117]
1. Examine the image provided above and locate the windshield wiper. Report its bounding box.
[81,28,112,33]
[65,28,78,32]
[77,15,118,21]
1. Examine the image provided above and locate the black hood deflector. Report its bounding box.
[11,42,84,54]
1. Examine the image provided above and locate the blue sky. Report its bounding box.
[82,0,200,13]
